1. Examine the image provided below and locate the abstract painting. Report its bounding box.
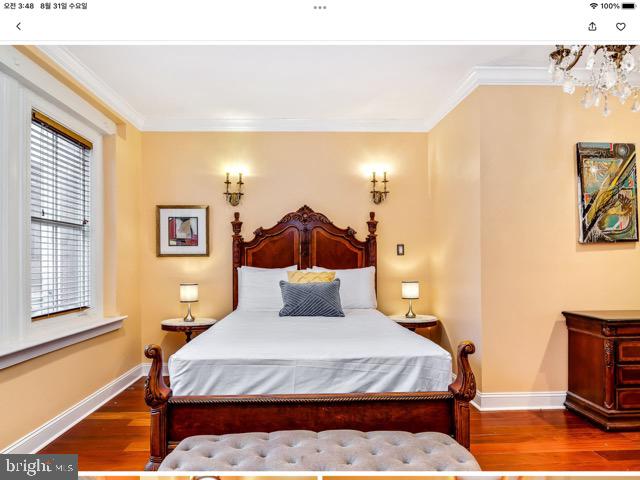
[157,205,209,256]
[576,142,638,243]
[168,216,199,246]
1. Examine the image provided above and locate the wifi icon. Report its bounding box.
[590,2,598,8]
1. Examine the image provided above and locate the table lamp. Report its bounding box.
[401,280,419,318]
[180,283,199,322]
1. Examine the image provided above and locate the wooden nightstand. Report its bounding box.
[389,314,438,332]
[161,317,217,343]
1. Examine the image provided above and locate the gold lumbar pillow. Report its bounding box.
[287,270,336,283]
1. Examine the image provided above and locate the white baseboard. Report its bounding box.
[1,364,142,454]
[471,389,566,411]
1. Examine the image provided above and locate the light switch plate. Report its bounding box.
[397,244,405,256]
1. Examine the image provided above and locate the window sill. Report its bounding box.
[0,315,126,369]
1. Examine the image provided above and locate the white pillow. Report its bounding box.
[237,265,297,311]
[312,266,377,309]
[239,265,297,273]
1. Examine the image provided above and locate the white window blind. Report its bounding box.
[30,111,93,319]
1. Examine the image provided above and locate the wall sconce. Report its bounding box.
[370,171,389,204]
[224,172,244,206]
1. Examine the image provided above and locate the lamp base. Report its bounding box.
[405,299,416,318]
[183,303,195,322]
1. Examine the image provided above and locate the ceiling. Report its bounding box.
[47,45,553,131]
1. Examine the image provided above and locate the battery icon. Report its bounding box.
[622,2,636,8]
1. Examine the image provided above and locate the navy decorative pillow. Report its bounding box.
[279,279,345,317]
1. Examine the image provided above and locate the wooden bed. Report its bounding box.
[143,205,476,471]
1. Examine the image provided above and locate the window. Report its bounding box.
[0,61,121,369]
[30,111,93,319]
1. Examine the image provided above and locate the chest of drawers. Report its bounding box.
[564,310,640,430]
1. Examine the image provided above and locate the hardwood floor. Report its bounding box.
[40,378,640,471]
[471,408,640,470]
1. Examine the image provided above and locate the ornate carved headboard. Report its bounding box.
[231,205,378,309]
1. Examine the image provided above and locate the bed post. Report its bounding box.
[366,211,377,267]
[144,345,172,471]
[448,341,476,449]
[232,212,243,310]
[366,211,377,289]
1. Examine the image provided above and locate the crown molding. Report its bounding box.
[473,66,553,85]
[423,67,481,132]
[36,46,146,130]
[145,66,555,132]
[32,49,555,133]
[0,46,115,135]
[143,117,430,132]
[423,66,552,130]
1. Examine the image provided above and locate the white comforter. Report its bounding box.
[168,309,452,396]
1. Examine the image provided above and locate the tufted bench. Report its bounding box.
[158,430,480,471]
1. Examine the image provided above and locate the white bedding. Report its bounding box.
[168,309,452,396]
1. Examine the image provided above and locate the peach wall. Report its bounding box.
[139,132,431,359]
[426,91,483,384]
[478,86,640,393]
[0,124,142,450]
[426,85,640,393]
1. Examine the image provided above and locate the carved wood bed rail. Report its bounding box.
[143,206,477,471]
[143,341,476,471]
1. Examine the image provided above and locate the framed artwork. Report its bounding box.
[156,205,209,256]
[576,142,638,243]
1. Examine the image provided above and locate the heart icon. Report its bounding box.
[617,22,626,31]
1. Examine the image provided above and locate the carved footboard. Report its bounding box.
[143,341,476,471]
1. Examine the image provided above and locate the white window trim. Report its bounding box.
[0,59,125,370]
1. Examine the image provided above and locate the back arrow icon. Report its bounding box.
[16,22,21,30]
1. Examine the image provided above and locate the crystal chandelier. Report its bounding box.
[548,45,639,117]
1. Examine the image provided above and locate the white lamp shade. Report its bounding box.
[401,281,420,299]
[180,283,199,303]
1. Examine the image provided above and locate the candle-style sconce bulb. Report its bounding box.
[370,171,389,204]
[224,172,244,206]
